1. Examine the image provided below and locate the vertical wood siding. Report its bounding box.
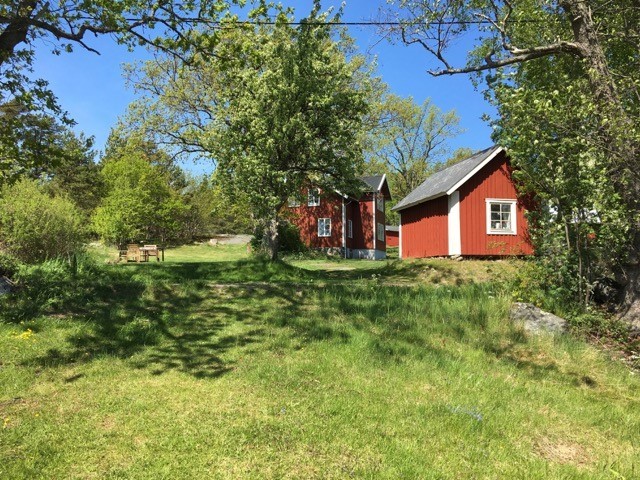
[375,194,386,252]
[458,152,534,256]
[400,196,449,258]
[353,195,374,250]
[386,231,399,247]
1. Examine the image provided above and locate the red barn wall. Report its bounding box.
[458,153,534,256]
[400,196,449,258]
[386,231,399,247]
[354,194,374,250]
[288,190,344,249]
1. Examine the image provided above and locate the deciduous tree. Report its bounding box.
[127,2,370,259]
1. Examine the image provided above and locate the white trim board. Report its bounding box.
[377,173,387,192]
[448,191,461,256]
[446,147,504,195]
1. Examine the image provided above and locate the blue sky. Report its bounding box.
[32,0,495,175]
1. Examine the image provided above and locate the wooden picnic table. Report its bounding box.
[139,244,164,262]
[120,244,165,262]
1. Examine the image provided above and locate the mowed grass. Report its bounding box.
[1,244,639,479]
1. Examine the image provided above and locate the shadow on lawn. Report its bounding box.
[19,257,589,388]
[25,259,350,378]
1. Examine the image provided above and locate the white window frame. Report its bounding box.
[308,188,320,207]
[347,219,353,239]
[377,223,385,242]
[486,199,517,235]
[376,195,384,212]
[318,218,331,237]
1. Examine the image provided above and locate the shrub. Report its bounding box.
[0,251,21,277]
[251,221,307,256]
[0,179,86,263]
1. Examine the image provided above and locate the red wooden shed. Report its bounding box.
[385,226,399,247]
[393,147,533,258]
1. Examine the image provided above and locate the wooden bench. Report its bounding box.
[126,244,141,262]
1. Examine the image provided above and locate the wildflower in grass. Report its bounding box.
[3,417,9,429]
[12,328,35,341]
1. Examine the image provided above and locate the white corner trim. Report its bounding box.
[377,173,386,192]
[399,220,403,259]
[448,191,461,256]
[373,193,377,246]
[445,146,504,196]
[486,198,518,235]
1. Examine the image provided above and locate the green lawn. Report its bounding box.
[1,244,639,478]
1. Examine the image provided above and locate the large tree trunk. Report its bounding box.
[562,0,640,325]
[262,216,280,261]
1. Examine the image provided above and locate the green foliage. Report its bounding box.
[0,1,240,164]
[0,107,72,186]
[0,250,20,277]
[93,144,188,245]
[44,130,104,215]
[0,179,86,263]
[0,260,77,320]
[366,94,463,202]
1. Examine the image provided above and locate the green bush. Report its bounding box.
[0,260,75,320]
[0,251,21,277]
[0,179,86,263]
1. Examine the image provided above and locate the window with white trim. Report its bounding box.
[318,218,331,237]
[376,195,384,212]
[347,219,353,239]
[486,200,517,235]
[308,188,320,207]
[377,223,385,242]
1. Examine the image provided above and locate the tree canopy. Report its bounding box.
[367,94,462,201]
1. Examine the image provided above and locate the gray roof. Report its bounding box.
[359,175,384,191]
[392,146,502,211]
[385,225,399,232]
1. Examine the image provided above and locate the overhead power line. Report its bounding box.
[219,19,545,26]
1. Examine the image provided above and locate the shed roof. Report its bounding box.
[392,146,503,211]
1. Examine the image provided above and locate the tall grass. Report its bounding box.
[1,247,639,478]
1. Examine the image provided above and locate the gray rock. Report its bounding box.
[510,302,568,335]
[209,234,252,245]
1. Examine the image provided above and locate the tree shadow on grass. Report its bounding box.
[26,262,351,379]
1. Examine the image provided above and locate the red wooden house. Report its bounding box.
[393,146,533,258]
[286,175,391,259]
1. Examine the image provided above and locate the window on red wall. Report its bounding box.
[308,189,320,207]
[347,219,353,239]
[376,195,384,212]
[486,199,517,235]
[377,223,385,242]
[318,218,331,237]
